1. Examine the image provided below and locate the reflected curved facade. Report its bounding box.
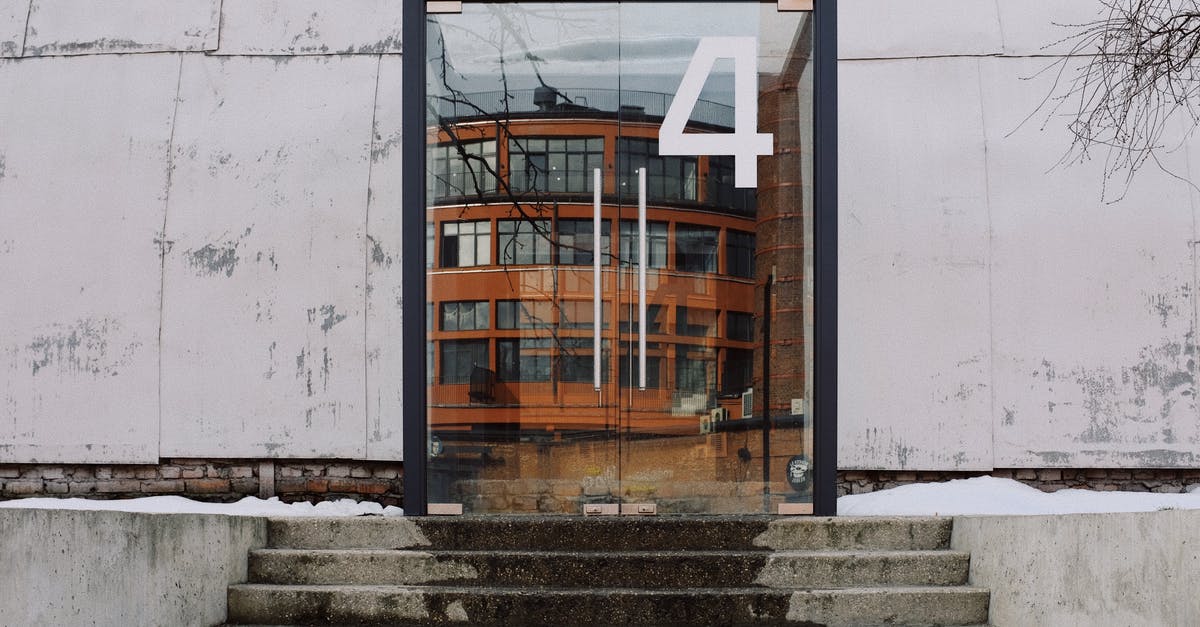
[425,2,814,514]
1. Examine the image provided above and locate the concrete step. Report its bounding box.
[227,583,991,626]
[248,548,970,588]
[267,515,952,552]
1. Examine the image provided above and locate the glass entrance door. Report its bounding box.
[425,1,814,515]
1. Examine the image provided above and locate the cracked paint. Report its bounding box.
[25,318,138,378]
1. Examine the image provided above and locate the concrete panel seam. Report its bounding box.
[364,54,382,458]
[976,56,998,472]
[18,0,29,56]
[157,53,185,459]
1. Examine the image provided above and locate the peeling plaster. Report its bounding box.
[25,318,138,378]
[25,38,153,56]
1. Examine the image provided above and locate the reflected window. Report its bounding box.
[722,348,753,395]
[727,311,754,342]
[428,140,497,200]
[441,221,491,268]
[509,137,603,193]
[726,230,755,279]
[440,339,489,384]
[497,338,552,382]
[559,338,611,383]
[619,344,662,389]
[706,155,756,214]
[675,344,715,394]
[499,219,552,265]
[618,138,697,202]
[619,220,667,268]
[619,303,665,335]
[677,306,717,337]
[497,300,552,329]
[675,224,718,273]
[557,219,611,266]
[441,300,489,331]
[561,300,610,329]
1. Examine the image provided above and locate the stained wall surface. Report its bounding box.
[1,0,1196,471]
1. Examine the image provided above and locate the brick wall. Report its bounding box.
[0,459,403,506]
[838,468,1200,497]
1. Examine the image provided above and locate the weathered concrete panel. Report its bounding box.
[216,0,403,56]
[980,57,1200,468]
[0,54,178,463]
[996,0,1107,56]
[838,0,1002,60]
[160,55,377,459]
[0,0,27,57]
[838,58,993,470]
[953,511,1200,625]
[0,509,266,626]
[365,55,404,461]
[24,0,219,56]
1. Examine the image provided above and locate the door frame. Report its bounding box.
[401,0,838,515]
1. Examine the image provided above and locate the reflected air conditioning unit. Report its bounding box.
[710,407,729,423]
[742,388,754,419]
[699,414,714,435]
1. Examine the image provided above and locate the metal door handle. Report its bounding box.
[593,168,602,391]
[638,167,647,390]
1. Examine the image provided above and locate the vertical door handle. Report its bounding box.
[638,167,647,391]
[593,168,602,391]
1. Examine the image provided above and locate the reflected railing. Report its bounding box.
[433,88,735,129]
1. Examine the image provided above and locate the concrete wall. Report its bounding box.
[953,510,1200,625]
[2,0,1199,471]
[839,0,1200,470]
[0,508,266,626]
[0,0,405,463]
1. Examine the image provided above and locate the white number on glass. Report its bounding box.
[658,37,772,188]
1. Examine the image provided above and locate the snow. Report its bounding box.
[4,476,1200,517]
[838,476,1200,516]
[0,495,403,517]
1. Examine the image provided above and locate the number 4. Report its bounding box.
[658,37,773,189]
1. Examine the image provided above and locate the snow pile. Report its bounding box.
[0,495,403,517]
[838,475,1200,516]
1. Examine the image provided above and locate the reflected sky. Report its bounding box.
[429,2,806,106]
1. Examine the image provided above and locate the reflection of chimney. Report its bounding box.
[534,85,557,111]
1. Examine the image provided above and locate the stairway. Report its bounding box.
[226,516,990,626]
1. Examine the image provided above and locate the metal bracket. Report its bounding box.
[428,503,464,515]
[427,1,463,14]
[778,0,813,11]
[584,503,619,516]
[620,503,658,516]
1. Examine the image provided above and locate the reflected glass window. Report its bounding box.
[722,348,753,395]
[618,138,697,202]
[726,230,755,279]
[560,300,610,329]
[618,220,667,268]
[557,219,611,266]
[706,155,756,214]
[619,303,665,335]
[440,300,489,331]
[727,311,754,342]
[440,339,489,384]
[619,344,662,389]
[441,220,491,268]
[497,300,553,329]
[427,140,497,200]
[675,224,718,273]
[677,306,717,337]
[499,219,552,265]
[559,338,611,383]
[497,338,552,382]
[675,344,715,395]
[509,137,603,193]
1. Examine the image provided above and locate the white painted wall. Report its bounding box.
[0,0,1196,470]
